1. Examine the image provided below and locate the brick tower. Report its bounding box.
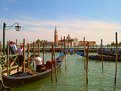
[54,26,58,46]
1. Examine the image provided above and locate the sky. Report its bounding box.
[0,0,121,45]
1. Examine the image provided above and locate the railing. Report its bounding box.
[0,54,19,75]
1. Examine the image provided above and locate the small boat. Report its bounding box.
[76,52,84,57]
[0,52,65,90]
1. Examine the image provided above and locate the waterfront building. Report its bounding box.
[78,41,96,46]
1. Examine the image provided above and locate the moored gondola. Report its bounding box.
[76,51,121,61]
[0,52,64,90]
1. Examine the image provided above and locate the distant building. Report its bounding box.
[78,41,96,46]
[52,27,96,47]
[58,34,78,47]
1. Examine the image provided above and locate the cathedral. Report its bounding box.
[54,27,78,47]
[54,27,96,47]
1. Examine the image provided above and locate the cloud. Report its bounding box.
[0,18,121,45]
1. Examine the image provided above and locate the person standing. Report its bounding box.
[30,55,43,72]
[17,43,24,67]
[13,42,18,53]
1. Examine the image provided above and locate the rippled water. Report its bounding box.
[9,53,121,91]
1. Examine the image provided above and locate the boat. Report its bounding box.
[98,48,121,56]
[0,52,65,90]
[88,54,121,61]
[76,51,121,61]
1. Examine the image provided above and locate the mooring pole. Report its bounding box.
[43,42,45,64]
[38,41,40,57]
[32,42,35,68]
[27,43,30,69]
[83,37,86,69]
[7,41,10,75]
[53,43,57,82]
[51,43,53,82]
[85,42,89,84]
[64,36,67,69]
[114,32,118,84]
[101,39,104,70]
[0,41,1,53]
[23,38,25,73]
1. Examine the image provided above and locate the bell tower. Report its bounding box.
[54,26,58,46]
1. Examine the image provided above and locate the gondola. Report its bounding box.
[88,55,121,61]
[0,52,65,90]
[76,51,121,61]
[98,48,121,56]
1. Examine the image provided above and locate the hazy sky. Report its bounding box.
[0,0,121,45]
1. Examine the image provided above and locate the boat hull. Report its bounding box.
[0,54,64,88]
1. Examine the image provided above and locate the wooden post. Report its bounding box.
[64,36,66,69]
[53,43,57,82]
[51,43,53,82]
[7,41,10,75]
[68,39,69,54]
[27,43,30,69]
[16,39,19,72]
[114,32,118,84]
[0,41,1,53]
[43,42,45,64]
[33,42,35,68]
[60,37,62,52]
[38,41,40,57]
[33,42,35,56]
[83,37,86,69]
[85,42,89,84]
[23,38,25,73]
[101,39,104,70]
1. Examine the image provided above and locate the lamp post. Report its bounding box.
[3,22,21,55]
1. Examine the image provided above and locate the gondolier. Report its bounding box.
[30,55,43,72]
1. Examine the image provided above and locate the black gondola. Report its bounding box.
[76,52,121,61]
[0,53,64,90]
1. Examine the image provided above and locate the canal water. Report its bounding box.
[11,53,121,91]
